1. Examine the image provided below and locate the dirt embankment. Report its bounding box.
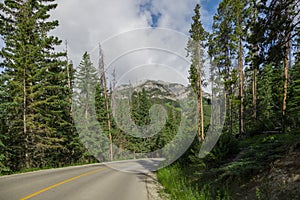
[241,142,300,200]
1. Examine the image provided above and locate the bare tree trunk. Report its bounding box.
[65,41,71,90]
[98,44,113,161]
[198,75,205,141]
[104,94,113,161]
[282,34,290,133]
[65,41,73,114]
[229,96,233,135]
[252,66,257,123]
[224,92,227,129]
[252,3,258,125]
[197,44,205,141]
[238,39,244,135]
[210,57,214,129]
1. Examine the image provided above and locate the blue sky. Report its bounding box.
[201,0,221,13]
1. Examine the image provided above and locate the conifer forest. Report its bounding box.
[1,0,300,199]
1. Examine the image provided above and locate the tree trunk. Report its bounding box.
[252,3,258,125]
[238,39,244,135]
[229,96,233,135]
[197,44,205,141]
[210,57,214,129]
[104,89,113,161]
[23,68,29,169]
[282,34,290,133]
[252,66,257,123]
[98,45,113,161]
[65,41,73,114]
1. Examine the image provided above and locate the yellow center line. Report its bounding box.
[20,167,106,200]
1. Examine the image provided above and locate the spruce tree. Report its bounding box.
[74,52,103,162]
[211,0,237,135]
[255,0,300,132]
[187,4,208,141]
[246,0,263,127]
[288,37,300,130]
[231,0,246,135]
[0,71,11,174]
[0,0,69,169]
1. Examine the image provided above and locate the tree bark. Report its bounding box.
[198,75,205,141]
[238,39,244,135]
[65,41,73,114]
[252,2,258,125]
[252,66,257,123]
[197,44,205,141]
[282,34,290,133]
[23,67,30,169]
[229,96,233,135]
[98,45,113,161]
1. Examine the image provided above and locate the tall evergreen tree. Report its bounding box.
[255,0,300,132]
[288,36,300,130]
[246,0,263,126]
[73,52,100,162]
[0,71,11,174]
[187,4,208,141]
[97,45,113,161]
[210,0,238,135]
[231,0,246,135]
[0,0,70,169]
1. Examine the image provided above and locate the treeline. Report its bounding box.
[182,0,300,182]
[75,52,184,161]
[188,0,300,141]
[158,1,300,199]
[0,0,87,173]
[0,0,183,174]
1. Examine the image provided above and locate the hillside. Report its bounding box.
[114,80,211,102]
[157,133,300,200]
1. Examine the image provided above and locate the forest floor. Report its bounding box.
[234,136,300,199]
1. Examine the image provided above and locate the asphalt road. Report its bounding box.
[0,159,163,200]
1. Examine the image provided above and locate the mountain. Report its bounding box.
[113,80,211,102]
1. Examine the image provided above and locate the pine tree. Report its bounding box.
[97,45,113,161]
[256,0,300,132]
[246,0,263,127]
[231,0,246,135]
[73,52,100,162]
[61,42,82,165]
[288,36,300,130]
[0,71,11,174]
[211,0,238,135]
[187,4,208,141]
[0,0,70,169]
[130,89,152,153]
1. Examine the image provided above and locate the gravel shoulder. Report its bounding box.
[145,171,169,200]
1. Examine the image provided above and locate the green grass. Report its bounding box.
[157,164,230,200]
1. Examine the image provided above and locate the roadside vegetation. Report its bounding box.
[157,0,300,199]
[158,132,300,199]
[1,1,300,199]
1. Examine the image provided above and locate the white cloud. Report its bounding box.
[50,0,204,86]
[1,0,219,84]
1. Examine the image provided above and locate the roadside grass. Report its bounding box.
[157,163,230,200]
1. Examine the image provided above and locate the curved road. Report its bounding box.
[0,159,163,200]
